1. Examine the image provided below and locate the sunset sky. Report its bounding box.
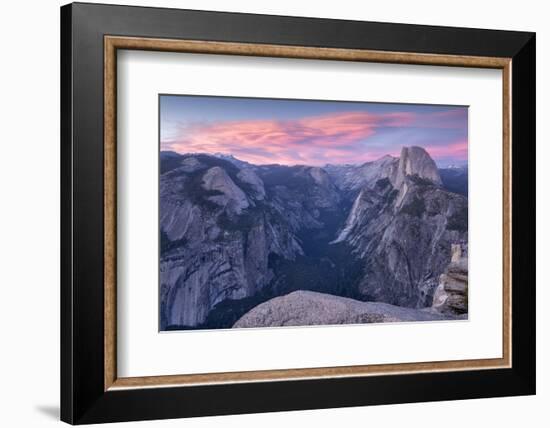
[160,95,468,167]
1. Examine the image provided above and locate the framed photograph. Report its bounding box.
[60,2,535,424]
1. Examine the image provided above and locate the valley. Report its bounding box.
[159,147,468,330]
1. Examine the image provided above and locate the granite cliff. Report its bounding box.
[331,146,467,308]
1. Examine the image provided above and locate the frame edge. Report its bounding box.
[63,3,536,423]
[60,2,75,425]
[104,35,513,390]
[510,32,536,394]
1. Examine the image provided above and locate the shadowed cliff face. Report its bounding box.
[159,154,343,328]
[159,146,468,329]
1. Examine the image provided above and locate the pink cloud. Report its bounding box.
[163,111,416,165]
[162,107,467,166]
[424,140,468,161]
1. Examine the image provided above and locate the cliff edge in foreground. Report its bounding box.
[233,290,461,328]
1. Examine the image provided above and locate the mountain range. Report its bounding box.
[159,146,468,330]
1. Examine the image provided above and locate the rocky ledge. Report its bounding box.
[233,290,461,328]
[432,243,468,315]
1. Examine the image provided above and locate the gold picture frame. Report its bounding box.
[103,35,512,391]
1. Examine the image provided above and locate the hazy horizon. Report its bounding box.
[160,95,468,168]
[161,149,468,169]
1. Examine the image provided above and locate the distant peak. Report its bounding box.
[392,146,442,187]
[442,164,467,170]
[160,150,182,158]
[211,152,252,168]
[401,146,430,157]
[372,154,397,165]
[213,152,236,159]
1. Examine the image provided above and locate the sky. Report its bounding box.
[160,95,468,167]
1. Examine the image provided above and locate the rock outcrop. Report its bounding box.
[325,146,442,196]
[201,166,250,215]
[160,155,303,328]
[234,290,454,328]
[160,154,342,328]
[392,146,442,188]
[432,243,468,314]
[325,154,399,195]
[236,168,265,200]
[331,146,466,308]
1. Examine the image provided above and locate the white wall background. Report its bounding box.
[0,0,546,427]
